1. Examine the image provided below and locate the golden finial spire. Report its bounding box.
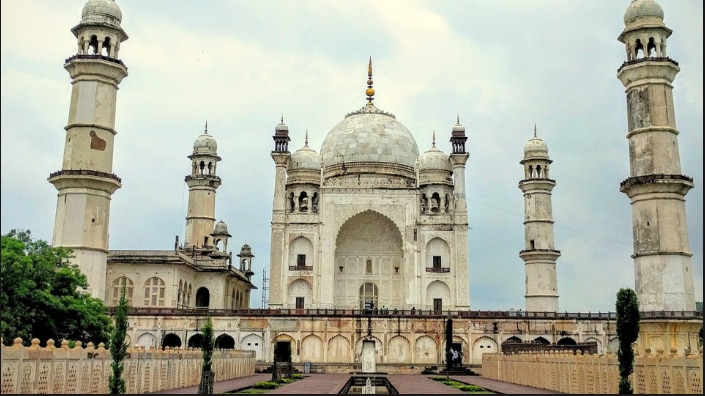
[366,57,375,105]
[432,130,436,148]
[534,123,537,138]
[205,120,208,134]
[305,129,309,147]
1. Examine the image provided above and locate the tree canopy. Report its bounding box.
[0,229,111,346]
[616,287,640,394]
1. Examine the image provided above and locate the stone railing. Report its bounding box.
[482,348,703,394]
[0,338,256,394]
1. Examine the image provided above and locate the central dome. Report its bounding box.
[320,103,419,170]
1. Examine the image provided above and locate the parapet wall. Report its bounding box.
[482,348,703,394]
[0,338,256,394]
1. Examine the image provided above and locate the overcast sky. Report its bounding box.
[1,0,702,312]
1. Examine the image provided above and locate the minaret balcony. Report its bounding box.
[617,56,678,73]
[48,169,121,193]
[65,54,126,66]
[619,174,693,197]
[519,249,561,260]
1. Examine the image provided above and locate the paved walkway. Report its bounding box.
[148,373,560,394]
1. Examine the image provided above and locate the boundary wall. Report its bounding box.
[482,348,703,394]
[0,337,256,394]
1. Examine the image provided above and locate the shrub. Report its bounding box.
[291,373,304,379]
[252,381,279,389]
[459,385,487,392]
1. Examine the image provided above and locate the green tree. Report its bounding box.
[197,316,215,394]
[616,288,640,394]
[0,229,111,346]
[108,284,129,394]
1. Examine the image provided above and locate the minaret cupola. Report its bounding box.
[74,0,128,58]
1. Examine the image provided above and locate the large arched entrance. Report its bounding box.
[334,210,403,308]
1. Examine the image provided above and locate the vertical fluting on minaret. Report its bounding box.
[268,116,291,308]
[518,126,560,312]
[48,0,128,300]
[184,122,222,249]
[617,0,695,311]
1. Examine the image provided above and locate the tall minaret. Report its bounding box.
[518,126,560,312]
[48,0,128,300]
[617,0,695,311]
[449,117,470,309]
[184,123,222,249]
[268,117,291,308]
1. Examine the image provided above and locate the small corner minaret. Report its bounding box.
[184,122,222,249]
[518,125,560,312]
[268,116,291,308]
[48,0,128,300]
[617,0,695,311]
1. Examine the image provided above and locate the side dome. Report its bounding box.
[212,221,231,236]
[289,144,322,171]
[320,104,419,172]
[624,0,664,25]
[82,0,122,24]
[418,146,451,172]
[523,136,549,159]
[193,132,217,155]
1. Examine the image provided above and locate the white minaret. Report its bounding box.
[268,117,291,308]
[48,0,128,300]
[448,117,471,309]
[617,0,695,311]
[518,126,560,312]
[184,123,221,249]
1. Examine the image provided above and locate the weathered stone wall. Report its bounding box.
[482,348,703,394]
[0,338,256,395]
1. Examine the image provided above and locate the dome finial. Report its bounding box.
[280,114,284,124]
[365,57,375,105]
[533,123,537,138]
[305,129,309,147]
[432,130,436,148]
[456,114,460,125]
[205,120,208,134]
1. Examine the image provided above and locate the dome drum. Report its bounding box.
[286,169,321,186]
[418,170,453,187]
[323,161,416,185]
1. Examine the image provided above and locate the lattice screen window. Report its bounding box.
[359,282,379,309]
[111,276,134,306]
[143,277,166,306]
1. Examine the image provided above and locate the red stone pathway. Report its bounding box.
[148,373,560,394]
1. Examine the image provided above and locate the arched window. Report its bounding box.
[143,277,166,306]
[177,280,183,306]
[111,276,133,306]
[196,287,210,308]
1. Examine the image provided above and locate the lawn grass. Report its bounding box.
[430,376,495,393]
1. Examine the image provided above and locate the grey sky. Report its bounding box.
[1,0,702,312]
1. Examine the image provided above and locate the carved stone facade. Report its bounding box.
[268,77,470,311]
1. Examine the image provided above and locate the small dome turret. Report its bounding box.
[624,0,664,25]
[289,132,322,171]
[212,220,231,237]
[418,133,451,172]
[193,122,217,155]
[81,0,122,25]
[523,126,549,160]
